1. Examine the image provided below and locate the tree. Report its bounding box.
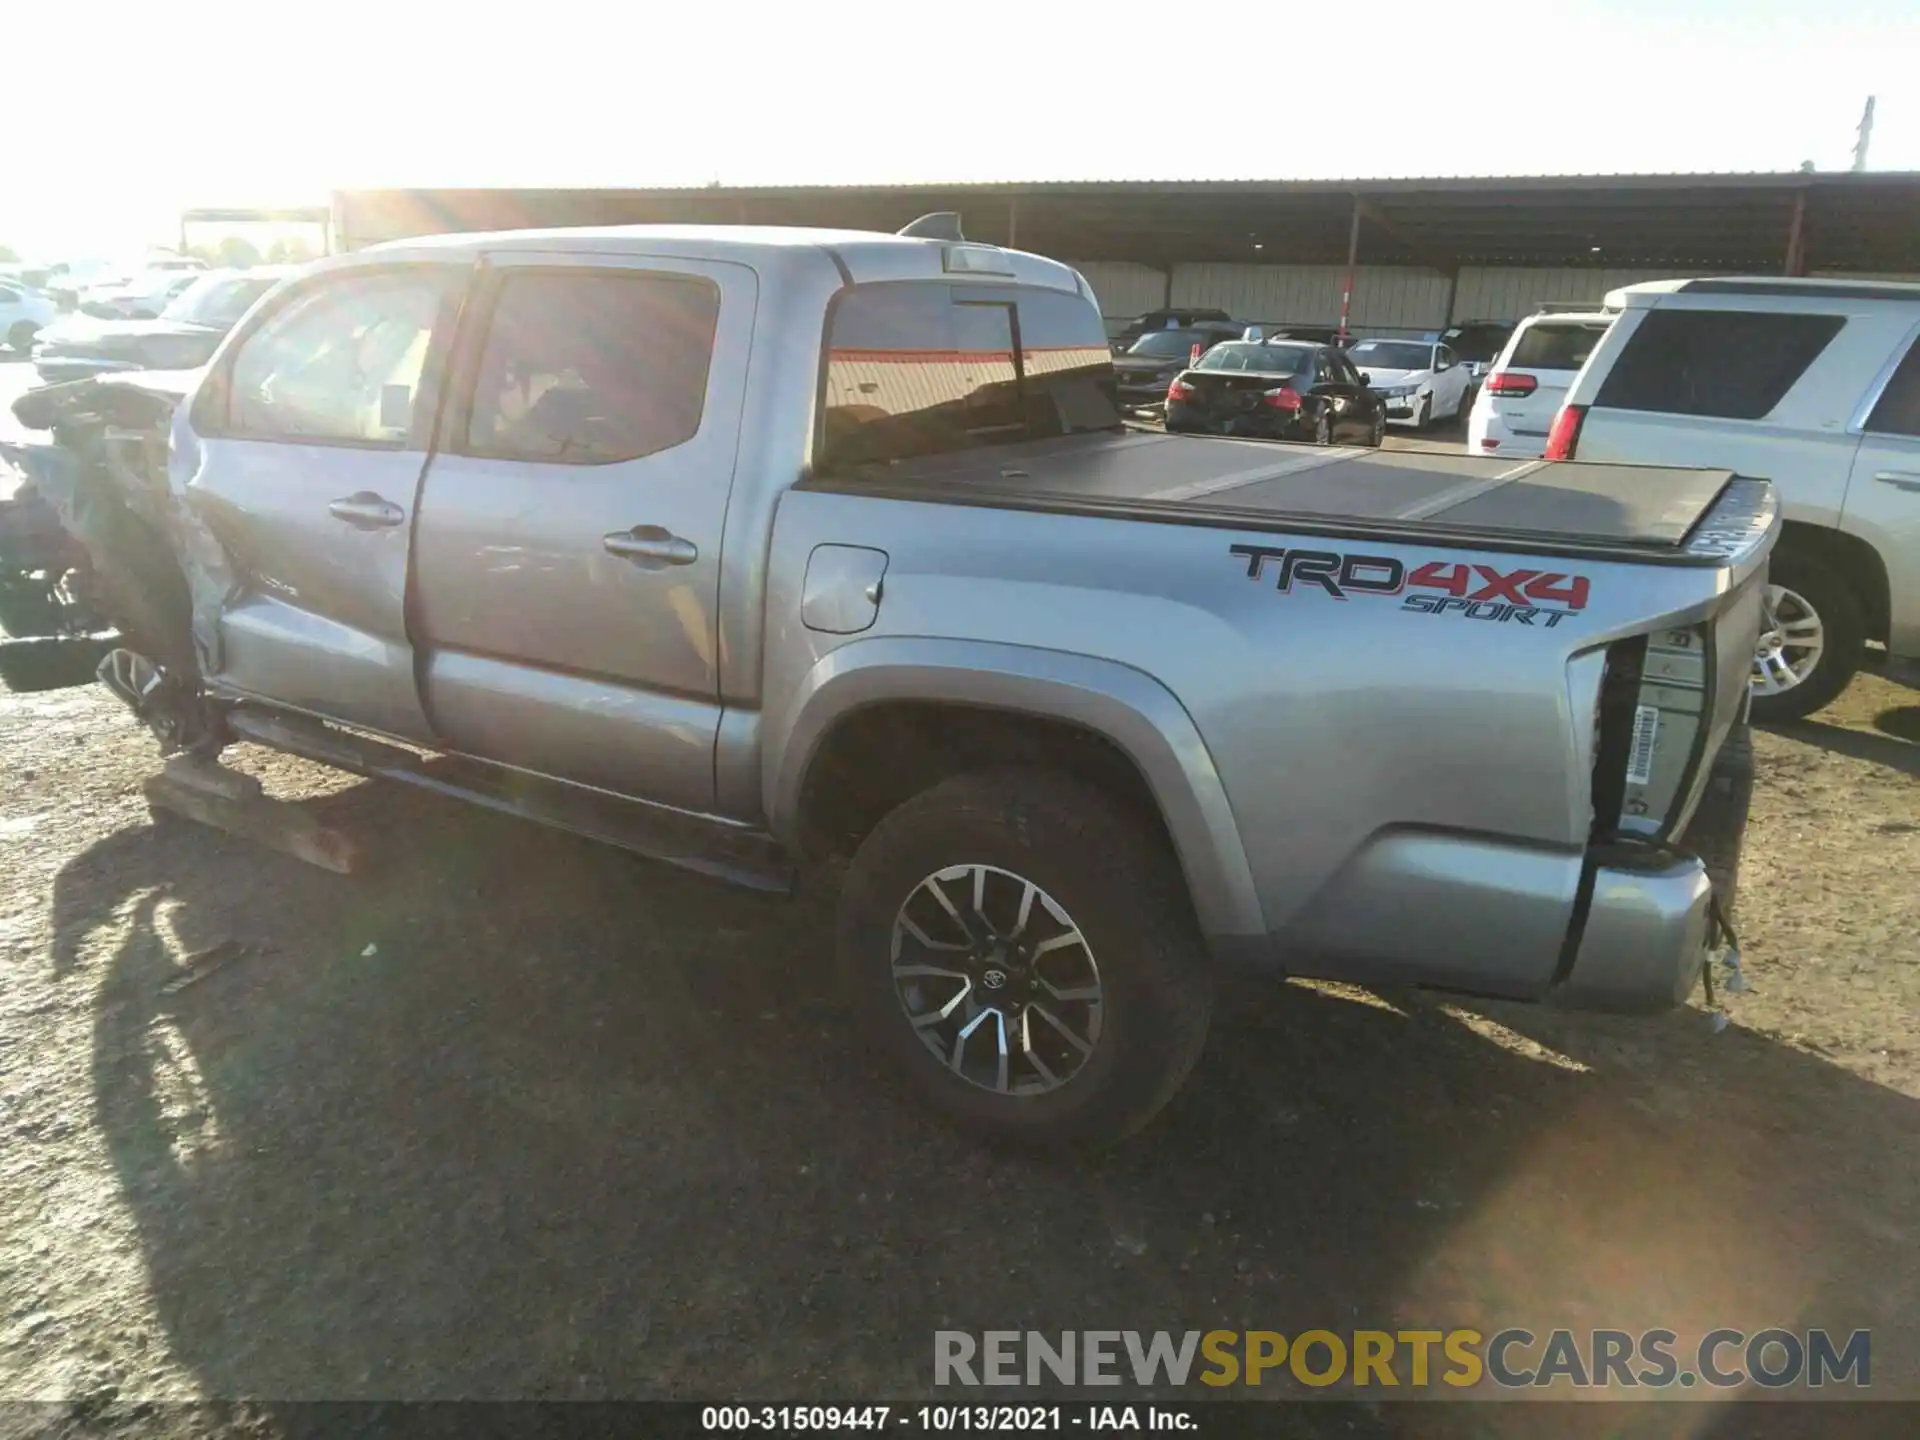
[0,245,18,263]
[265,236,316,264]
[216,236,262,269]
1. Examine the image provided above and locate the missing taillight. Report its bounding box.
[1591,637,1646,838]
[1592,626,1714,842]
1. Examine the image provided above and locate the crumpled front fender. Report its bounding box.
[3,373,229,679]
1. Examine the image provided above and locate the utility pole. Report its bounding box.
[1852,96,1876,172]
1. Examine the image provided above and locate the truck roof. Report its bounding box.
[356,223,1087,293]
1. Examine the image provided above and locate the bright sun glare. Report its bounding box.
[2,0,1915,258]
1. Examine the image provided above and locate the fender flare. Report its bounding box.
[766,636,1268,948]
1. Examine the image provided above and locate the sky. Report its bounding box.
[5,0,1917,261]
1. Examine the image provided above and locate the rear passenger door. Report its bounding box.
[1844,330,1920,656]
[410,252,755,813]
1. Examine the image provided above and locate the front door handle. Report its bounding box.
[1872,470,1920,493]
[603,525,698,567]
[328,492,406,529]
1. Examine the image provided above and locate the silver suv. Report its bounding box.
[1547,277,1920,720]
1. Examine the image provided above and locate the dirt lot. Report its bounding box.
[1,651,1916,1428]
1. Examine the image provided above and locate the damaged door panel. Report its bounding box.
[181,264,468,742]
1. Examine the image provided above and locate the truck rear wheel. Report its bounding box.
[1750,553,1864,723]
[836,769,1212,1148]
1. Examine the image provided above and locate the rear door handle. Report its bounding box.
[1872,470,1920,492]
[603,526,699,567]
[327,492,406,529]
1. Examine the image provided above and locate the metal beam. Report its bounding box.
[1339,196,1362,343]
[1784,189,1808,275]
[1355,198,1453,269]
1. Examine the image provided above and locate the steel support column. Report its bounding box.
[1339,196,1362,342]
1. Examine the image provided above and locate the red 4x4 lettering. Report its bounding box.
[1467,565,1539,604]
[1408,561,1472,596]
[1410,560,1591,612]
[1522,572,1591,611]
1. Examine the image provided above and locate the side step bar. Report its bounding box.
[224,706,794,894]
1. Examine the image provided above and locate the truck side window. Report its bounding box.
[225,271,455,446]
[464,271,720,466]
[1864,338,1920,437]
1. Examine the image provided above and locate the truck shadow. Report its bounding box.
[1770,717,1920,777]
[46,772,1920,1425]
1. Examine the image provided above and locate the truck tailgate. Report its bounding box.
[820,431,1739,559]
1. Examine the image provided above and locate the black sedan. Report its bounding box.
[1163,340,1386,445]
[1112,324,1246,409]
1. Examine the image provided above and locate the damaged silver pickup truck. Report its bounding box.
[4,220,1775,1145]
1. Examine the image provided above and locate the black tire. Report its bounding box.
[1693,725,1751,923]
[1413,395,1431,431]
[1366,410,1386,447]
[1749,552,1865,723]
[836,769,1213,1148]
[7,322,38,355]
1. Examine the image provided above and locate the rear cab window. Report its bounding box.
[1593,309,1845,420]
[1507,321,1611,372]
[817,282,1119,472]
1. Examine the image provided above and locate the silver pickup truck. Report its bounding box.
[6,219,1777,1146]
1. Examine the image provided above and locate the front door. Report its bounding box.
[1844,332,1920,655]
[182,263,469,740]
[1312,350,1372,442]
[410,251,756,814]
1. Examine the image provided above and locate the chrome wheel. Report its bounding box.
[890,863,1103,1097]
[1751,583,1825,697]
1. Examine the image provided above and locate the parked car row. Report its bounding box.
[1111,321,1476,438]
[31,267,295,381]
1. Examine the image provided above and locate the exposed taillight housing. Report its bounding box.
[1590,625,1713,842]
[1545,403,1587,460]
[1485,371,1537,397]
[1260,386,1302,411]
[1167,377,1195,402]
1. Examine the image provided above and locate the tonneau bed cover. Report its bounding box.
[804,431,1745,562]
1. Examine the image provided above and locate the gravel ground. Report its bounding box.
[1,649,1917,1431]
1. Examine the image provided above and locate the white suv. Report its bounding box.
[1548,277,1920,720]
[1467,310,1613,459]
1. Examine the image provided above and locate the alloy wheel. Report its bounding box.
[889,863,1104,1096]
[1751,583,1825,696]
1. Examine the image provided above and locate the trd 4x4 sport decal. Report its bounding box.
[1228,544,1591,627]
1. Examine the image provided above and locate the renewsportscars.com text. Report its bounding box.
[933,1329,1870,1390]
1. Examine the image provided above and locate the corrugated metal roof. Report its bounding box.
[332,173,1920,272]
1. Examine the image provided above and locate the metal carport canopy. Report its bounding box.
[331,172,1920,273]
